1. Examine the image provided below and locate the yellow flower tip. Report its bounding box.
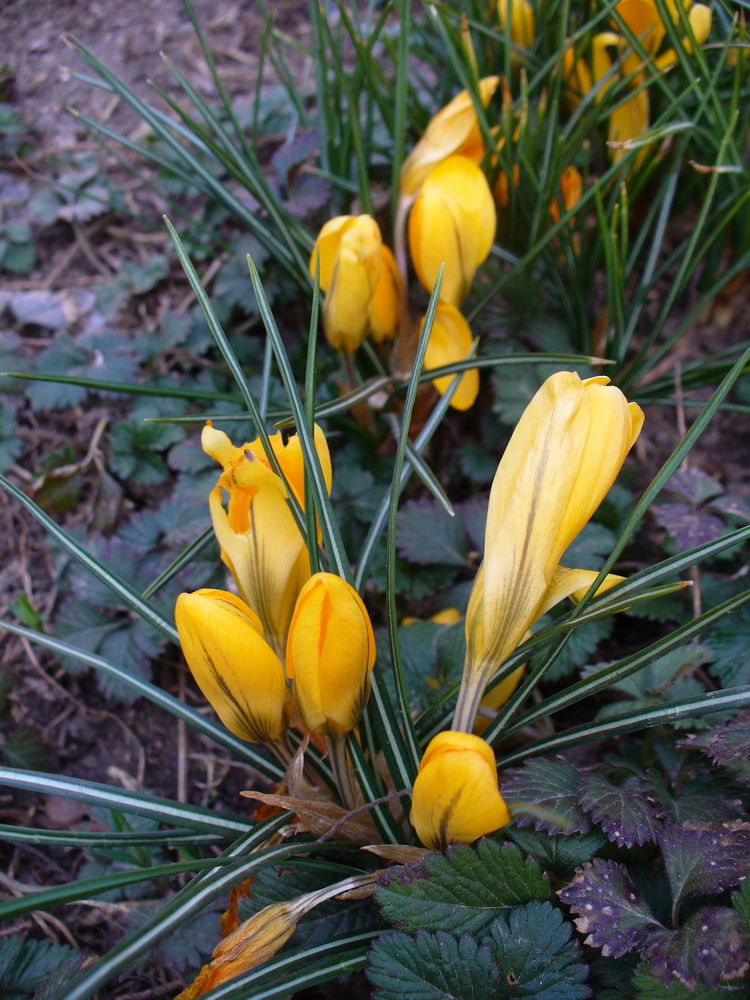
[409,156,496,307]
[431,607,462,625]
[497,0,535,50]
[689,4,712,44]
[175,590,288,745]
[410,731,511,850]
[400,76,500,197]
[402,607,462,627]
[202,423,245,470]
[286,573,375,739]
[422,302,479,411]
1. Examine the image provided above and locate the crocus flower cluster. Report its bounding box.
[564,0,712,164]
[409,371,643,850]
[310,78,502,412]
[175,424,375,795]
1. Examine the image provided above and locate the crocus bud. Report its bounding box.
[497,0,535,50]
[408,155,496,307]
[285,573,375,739]
[310,215,401,352]
[175,589,288,744]
[421,301,479,411]
[410,731,511,850]
[401,77,500,197]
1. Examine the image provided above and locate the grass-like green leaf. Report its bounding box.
[0,474,177,644]
[0,766,252,837]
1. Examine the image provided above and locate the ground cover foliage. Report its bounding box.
[1,0,750,997]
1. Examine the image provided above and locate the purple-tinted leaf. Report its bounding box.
[665,468,725,506]
[271,130,319,181]
[645,772,744,825]
[659,821,750,910]
[455,495,488,552]
[285,173,332,216]
[678,711,750,767]
[396,498,468,567]
[578,774,662,848]
[653,502,725,551]
[559,859,662,957]
[643,907,749,989]
[502,759,591,835]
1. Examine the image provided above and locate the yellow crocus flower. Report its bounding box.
[201,423,332,657]
[497,0,535,51]
[310,215,401,353]
[420,302,479,412]
[564,0,711,164]
[410,731,511,850]
[400,77,500,198]
[453,371,643,731]
[409,155,497,307]
[175,589,289,745]
[285,572,376,740]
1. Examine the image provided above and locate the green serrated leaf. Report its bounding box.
[507,827,609,877]
[376,840,549,935]
[487,899,591,999]
[396,498,468,567]
[368,929,497,1000]
[0,937,84,1000]
[704,604,750,687]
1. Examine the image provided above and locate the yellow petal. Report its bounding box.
[175,590,288,744]
[286,573,375,738]
[409,156,496,306]
[369,244,403,344]
[208,458,308,656]
[410,731,511,850]
[267,424,333,509]
[309,215,356,291]
[616,0,666,55]
[608,88,650,163]
[457,371,642,730]
[400,77,500,197]
[322,215,383,352]
[422,302,479,411]
[539,565,627,616]
[201,422,245,470]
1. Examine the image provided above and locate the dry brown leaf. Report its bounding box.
[242,790,378,843]
[362,844,434,864]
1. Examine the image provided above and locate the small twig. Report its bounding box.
[317,788,413,844]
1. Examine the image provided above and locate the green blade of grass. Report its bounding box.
[498,685,750,768]
[503,586,750,740]
[163,218,308,541]
[245,253,349,579]
[0,855,243,921]
[68,37,302,281]
[0,620,284,780]
[0,823,222,848]
[385,271,447,783]
[0,767,251,836]
[0,474,178,644]
[54,817,311,1000]
[197,937,374,1000]
[142,526,216,600]
[0,372,241,404]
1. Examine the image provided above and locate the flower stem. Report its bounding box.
[452,675,487,733]
[327,735,360,811]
